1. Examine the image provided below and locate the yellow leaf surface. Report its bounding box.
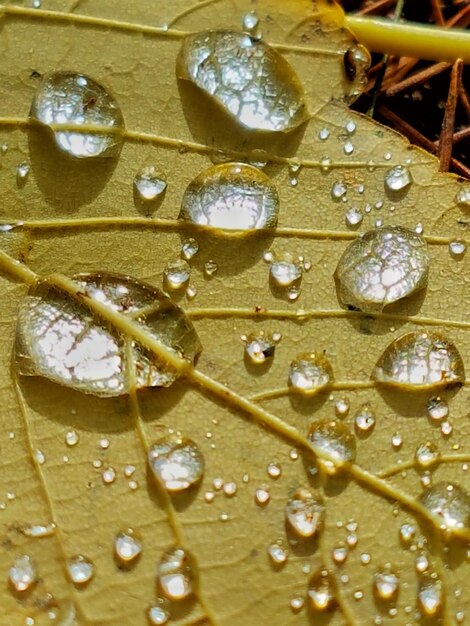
[0,1,469,625]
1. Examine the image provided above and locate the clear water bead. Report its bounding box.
[331,181,347,200]
[449,240,467,257]
[177,30,308,132]
[267,542,288,565]
[242,11,260,35]
[285,487,325,538]
[134,166,167,201]
[427,396,449,420]
[288,352,334,396]
[30,72,124,158]
[9,555,37,592]
[147,601,170,625]
[307,419,356,468]
[203,260,218,277]
[345,207,363,228]
[384,165,412,192]
[181,238,199,260]
[148,434,204,492]
[372,331,465,390]
[164,259,190,290]
[65,429,79,446]
[270,255,303,288]
[157,547,194,600]
[319,128,330,141]
[354,404,376,434]
[418,575,443,617]
[419,482,470,534]
[399,523,416,544]
[179,163,279,230]
[16,162,30,180]
[335,226,429,313]
[114,528,142,565]
[242,331,278,364]
[67,555,94,585]
[455,185,470,207]
[307,570,336,611]
[373,568,399,602]
[415,442,439,468]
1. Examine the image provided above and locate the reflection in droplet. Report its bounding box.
[419,482,470,534]
[331,181,347,200]
[67,555,94,585]
[307,420,356,470]
[114,528,142,566]
[285,487,325,538]
[30,71,124,158]
[288,353,333,396]
[134,166,167,201]
[179,163,279,230]
[157,547,194,600]
[427,396,449,421]
[307,569,336,611]
[415,442,439,468]
[9,555,37,592]
[335,226,429,313]
[354,404,376,434]
[242,331,278,364]
[148,434,204,492]
[373,568,399,602]
[147,600,170,625]
[384,165,412,192]
[345,207,362,228]
[164,259,190,291]
[449,240,467,257]
[343,44,371,101]
[65,429,79,446]
[15,273,202,397]
[181,238,199,260]
[372,331,465,390]
[418,575,443,617]
[177,30,308,132]
[270,255,303,288]
[267,542,288,565]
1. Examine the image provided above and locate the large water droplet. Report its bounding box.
[419,482,470,534]
[288,353,334,396]
[335,226,429,313]
[157,547,194,600]
[343,44,371,101]
[177,30,308,132]
[285,487,325,538]
[179,162,279,230]
[373,568,399,602]
[67,555,94,585]
[372,331,465,390]
[114,528,142,566]
[148,434,204,492]
[15,273,202,397]
[307,569,336,611]
[134,166,167,201]
[9,555,37,592]
[308,419,356,469]
[384,165,412,193]
[30,72,124,158]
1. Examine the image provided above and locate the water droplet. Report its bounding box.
[289,595,304,612]
[343,44,370,100]
[157,547,194,600]
[354,404,376,434]
[449,240,467,257]
[9,555,37,592]
[343,141,354,155]
[285,487,325,538]
[399,523,416,544]
[16,161,30,180]
[134,166,167,201]
[334,398,350,417]
[455,185,470,207]
[267,462,281,478]
[441,420,453,436]
[181,238,199,260]
[360,553,371,565]
[391,433,402,450]
[15,273,202,397]
[242,11,260,36]
[147,600,170,625]
[373,568,399,602]
[114,528,142,566]
[418,575,443,617]
[164,259,190,290]
[288,352,333,396]
[267,542,288,565]
[30,72,124,158]
[242,331,277,364]
[148,434,204,492]
[427,396,449,420]
[307,570,336,611]
[203,260,218,277]
[179,163,279,230]
[372,331,465,390]
[255,487,270,505]
[307,419,356,469]
[177,31,308,132]
[332,546,348,564]
[384,165,412,193]
[331,181,347,200]
[22,522,56,538]
[270,254,303,288]
[185,285,197,300]
[415,442,439,468]
[65,429,79,446]
[345,207,363,228]
[415,553,429,573]
[318,128,330,141]
[102,466,116,484]
[419,482,470,534]
[67,555,94,585]
[335,226,429,313]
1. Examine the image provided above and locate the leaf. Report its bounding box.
[0,1,469,625]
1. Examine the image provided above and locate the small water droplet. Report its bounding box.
[373,568,399,602]
[285,487,325,538]
[114,528,142,566]
[345,207,363,228]
[270,254,303,288]
[332,545,348,564]
[267,462,281,479]
[360,553,371,565]
[334,398,350,417]
[391,433,403,450]
[307,570,336,611]
[415,552,429,573]
[441,420,453,436]
[242,11,260,36]
[30,72,124,158]
[185,285,197,300]
[147,600,170,625]
[318,128,330,141]
[354,404,376,434]
[449,240,467,257]
[148,435,204,492]
[289,595,304,612]
[65,429,79,447]
[67,555,94,585]
[179,163,279,230]
[16,161,30,181]
[427,396,449,420]
[307,420,356,469]
[419,482,470,534]
[331,181,347,200]
[320,156,331,171]
[399,523,416,544]
[181,238,199,260]
[343,44,370,100]
[223,482,237,497]
[288,352,334,396]
[335,226,429,313]
[157,547,194,600]
[455,185,470,207]
[345,120,357,134]
[373,331,465,390]
[203,260,218,277]
[415,442,439,468]
[267,542,288,565]
[242,331,277,364]
[134,166,167,201]
[255,487,270,505]
[384,165,412,193]
[102,466,116,484]
[343,141,354,155]
[418,575,443,617]
[177,31,308,132]
[164,259,190,291]
[9,555,37,592]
